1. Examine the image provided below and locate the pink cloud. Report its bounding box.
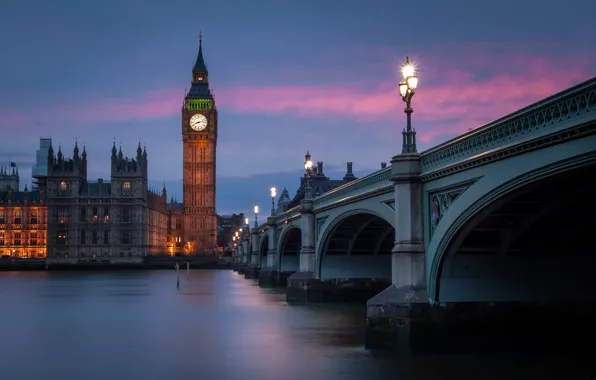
[216,53,595,144]
[1,45,594,147]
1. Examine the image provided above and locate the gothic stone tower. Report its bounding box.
[181,35,218,254]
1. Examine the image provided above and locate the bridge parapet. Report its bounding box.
[420,77,596,177]
[274,205,301,225]
[313,167,392,210]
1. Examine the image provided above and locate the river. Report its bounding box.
[0,270,590,379]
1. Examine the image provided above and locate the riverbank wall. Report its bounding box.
[0,256,233,271]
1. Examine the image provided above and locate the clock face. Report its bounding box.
[189,114,208,131]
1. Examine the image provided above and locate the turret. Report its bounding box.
[343,162,356,182]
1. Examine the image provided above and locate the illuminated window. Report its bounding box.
[123,181,131,192]
[0,233,4,246]
[30,210,38,225]
[30,232,38,246]
[14,233,21,245]
[59,181,67,193]
[92,207,98,222]
[57,231,68,246]
[58,208,68,223]
[13,211,21,225]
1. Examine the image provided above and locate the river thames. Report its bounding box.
[0,270,590,380]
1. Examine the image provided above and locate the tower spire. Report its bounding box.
[193,31,207,72]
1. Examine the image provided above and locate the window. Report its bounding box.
[30,210,38,224]
[122,207,131,223]
[57,231,68,246]
[59,181,68,194]
[13,233,21,245]
[103,207,109,223]
[92,207,98,222]
[58,208,68,223]
[81,207,86,218]
[122,182,131,195]
[30,232,38,246]
[121,232,132,245]
[14,211,21,225]
[92,231,98,244]
[175,218,182,230]
[80,230,86,245]
[103,231,109,245]
[0,212,5,224]
[0,233,4,245]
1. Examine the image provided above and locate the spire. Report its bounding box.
[137,142,142,158]
[74,141,79,157]
[82,145,87,160]
[111,141,117,157]
[193,31,207,72]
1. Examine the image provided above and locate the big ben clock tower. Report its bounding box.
[182,34,217,254]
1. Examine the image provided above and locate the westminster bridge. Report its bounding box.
[233,77,596,352]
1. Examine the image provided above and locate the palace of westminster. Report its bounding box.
[0,38,356,261]
[0,39,228,260]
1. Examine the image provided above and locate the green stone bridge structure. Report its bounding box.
[235,77,596,352]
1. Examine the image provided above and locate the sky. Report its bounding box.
[0,0,595,215]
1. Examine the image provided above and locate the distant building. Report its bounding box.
[217,213,245,248]
[32,137,52,190]
[0,186,47,258]
[166,199,184,255]
[286,161,358,209]
[0,164,19,192]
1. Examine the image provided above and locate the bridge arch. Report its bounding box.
[429,152,596,303]
[277,226,301,273]
[259,234,269,268]
[317,209,394,280]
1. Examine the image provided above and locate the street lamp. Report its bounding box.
[304,151,313,200]
[398,56,419,154]
[270,186,277,216]
[244,217,249,227]
[253,205,259,228]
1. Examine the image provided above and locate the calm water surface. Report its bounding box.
[0,270,590,380]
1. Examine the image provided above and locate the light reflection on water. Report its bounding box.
[0,270,591,380]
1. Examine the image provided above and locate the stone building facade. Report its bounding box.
[0,185,47,258]
[45,142,169,262]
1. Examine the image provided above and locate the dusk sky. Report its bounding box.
[1,0,595,215]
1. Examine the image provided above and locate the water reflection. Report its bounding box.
[0,270,592,380]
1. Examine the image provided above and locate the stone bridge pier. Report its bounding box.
[258,216,278,286]
[244,227,260,279]
[367,151,596,353]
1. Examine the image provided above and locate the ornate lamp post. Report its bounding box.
[270,186,277,216]
[253,205,259,228]
[398,57,419,154]
[244,217,249,228]
[304,151,313,200]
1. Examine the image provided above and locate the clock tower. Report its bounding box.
[182,35,217,254]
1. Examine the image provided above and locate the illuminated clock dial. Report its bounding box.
[189,114,208,131]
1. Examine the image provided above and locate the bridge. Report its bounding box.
[233,77,596,352]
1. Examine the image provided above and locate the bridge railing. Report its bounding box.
[420,77,596,175]
[313,167,392,210]
[273,205,301,224]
